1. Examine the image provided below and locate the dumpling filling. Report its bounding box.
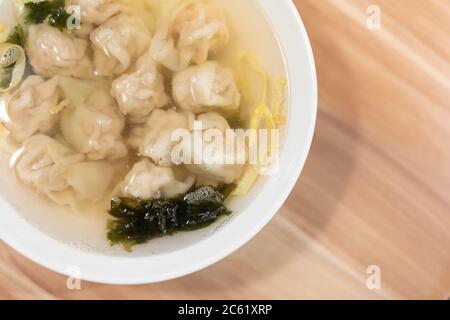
[127,108,194,166]
[111,53,170,124]
[60,89,128,160]
[90,14,152,77]
[150,1,229,71]
[27,24,95,79]
[5,75,60,143]
[172,61,241,113]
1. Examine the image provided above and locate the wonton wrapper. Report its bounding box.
[27,24,95,79]
[58,76,110,106]
[60,89,128,160]
[65,161,116,202]
[116,159,195,200]
[111,53,169,124]
[150,0,229,71]
[174,112,245,184]
[14,135,83,197]
[172,61,241,113]
[14,135,118,209]
[127,108,194,166]
[90,14,152,77]
[68,0,121,25]
[4,75,60,143]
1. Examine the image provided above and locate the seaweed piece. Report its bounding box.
[48,7,71,30]
[25,1,58,24]
[25,0,71,30]
[107,186,234,251]
[6,25,25,47]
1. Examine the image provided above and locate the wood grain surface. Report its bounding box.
[1,0,449,300]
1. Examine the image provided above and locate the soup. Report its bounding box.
[0,0,287,253]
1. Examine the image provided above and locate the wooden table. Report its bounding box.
[1,0,449,300]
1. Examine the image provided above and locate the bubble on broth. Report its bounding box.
[184,185,222,203]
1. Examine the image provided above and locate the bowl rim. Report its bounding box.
[0,0,317,285]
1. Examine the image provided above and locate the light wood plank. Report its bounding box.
[0,0,449,299]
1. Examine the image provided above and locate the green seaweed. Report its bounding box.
[107,186,234,251]
[6,25,25,47]
[25,0,71,30]
[48,7,71,30]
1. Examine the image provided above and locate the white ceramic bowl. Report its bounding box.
[0,0,317,284]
